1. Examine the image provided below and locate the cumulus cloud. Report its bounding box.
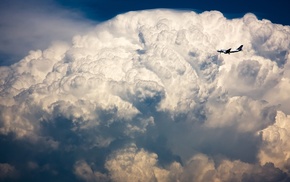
[1,9,290,181]
[102,144,289,182]
[259,111,290,173]
[105,144,167,182]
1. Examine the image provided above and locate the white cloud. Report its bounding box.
[0,9,290,181]
[104,145,288,182]
[263,57,290,114]
[205,96,276,132]
[259,111,290,174]
[105,144,169,182]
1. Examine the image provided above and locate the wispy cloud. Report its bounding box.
[0,0,95,65]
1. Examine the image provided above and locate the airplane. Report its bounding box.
[217,45,243,54]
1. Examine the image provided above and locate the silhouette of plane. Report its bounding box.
[217,45,243,54]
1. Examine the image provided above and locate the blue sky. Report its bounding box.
[56,0,289,24]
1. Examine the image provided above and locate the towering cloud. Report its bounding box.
[0,9,290,181]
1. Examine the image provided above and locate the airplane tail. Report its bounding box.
[237,45,243,51]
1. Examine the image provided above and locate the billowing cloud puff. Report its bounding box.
[76,144,289,182]
[1,9,290,181]
[105,144,168,182]
[259,111,290,173]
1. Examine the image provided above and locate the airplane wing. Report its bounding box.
[225,48,231,54]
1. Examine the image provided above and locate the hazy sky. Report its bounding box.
[1,1,290,181]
